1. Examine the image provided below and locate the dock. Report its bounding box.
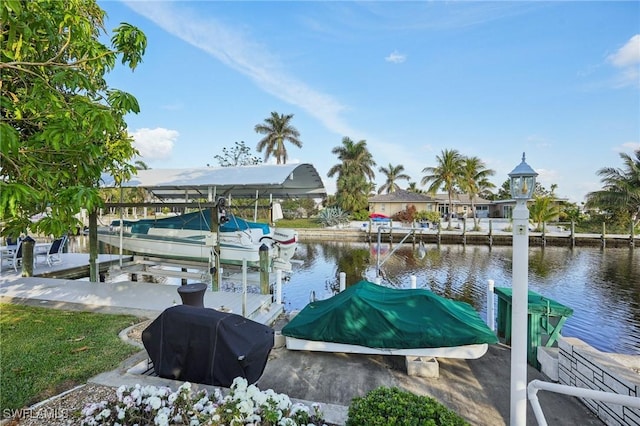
[0,253,284,325]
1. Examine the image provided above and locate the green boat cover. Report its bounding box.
[281,280,499,349]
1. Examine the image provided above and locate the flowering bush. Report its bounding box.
[79,378,326,425]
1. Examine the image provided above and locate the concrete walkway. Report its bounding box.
[0,256,604,425]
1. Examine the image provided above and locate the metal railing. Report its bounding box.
[527,379,640,426]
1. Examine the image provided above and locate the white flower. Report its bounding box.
[232,377,248,392]
[238,399,254,415]
[154,412,169,426]
[80,379,324,426]
[148,396,162,410]
[116,385,127,399]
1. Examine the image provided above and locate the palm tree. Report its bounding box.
[406,182,424,193]
[130,160,150,217]
[585,149,640,228]
[336,173,370,213]
[458,156,495,229]
[134,160,149,170]
[377,163,411,194]
[328,137,376,213]
[254,112,302,164]
[529,195,561,231]
[420,149,464,229]
[327,137,376,181]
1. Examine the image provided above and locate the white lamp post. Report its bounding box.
[508,153,537,426]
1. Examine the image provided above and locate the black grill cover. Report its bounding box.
[142,305,274,386]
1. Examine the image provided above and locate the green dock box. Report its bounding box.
[494,287,573,369]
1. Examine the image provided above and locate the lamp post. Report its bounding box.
[508,153,537,426]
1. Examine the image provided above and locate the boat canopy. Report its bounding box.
[281,280,499,349]
[101,163,326,200]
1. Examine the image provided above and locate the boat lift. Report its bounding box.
[375,225,425,279]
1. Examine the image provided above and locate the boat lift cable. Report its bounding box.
[375,226,418,277]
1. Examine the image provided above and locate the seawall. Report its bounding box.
[294,227,638,248]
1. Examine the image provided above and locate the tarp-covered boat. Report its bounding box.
[142,305,274,387]
[281,280,498,359]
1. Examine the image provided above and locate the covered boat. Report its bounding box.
[282,280,498,359]
[97,210,298,271]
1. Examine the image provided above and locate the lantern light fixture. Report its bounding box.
[508,153,538,200]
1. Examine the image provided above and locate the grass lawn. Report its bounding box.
[0,303,142,413]
[276,218,322,228]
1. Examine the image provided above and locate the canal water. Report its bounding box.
[283,241,640,357]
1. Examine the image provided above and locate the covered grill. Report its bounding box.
[142,305,274,387]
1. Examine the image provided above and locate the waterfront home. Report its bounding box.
[368,189,492,219]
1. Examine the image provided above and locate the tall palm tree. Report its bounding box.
[458,156,495,228]
[327,137,376,181]
[254,112,302,164]
[420,149,464,229]
[327,137,376,213]
[585,149,640,227]
[377,163,411,194]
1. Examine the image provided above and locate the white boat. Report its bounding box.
[97,211,298,271]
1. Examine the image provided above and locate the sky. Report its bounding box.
[99,1,640,203]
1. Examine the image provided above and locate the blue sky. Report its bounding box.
[100,1,639,203]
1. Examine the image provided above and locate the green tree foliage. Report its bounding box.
[585,149,640,228]
[406,182,424,193]
[254,112,302,164]
[377,163,411,194]
[327,137,376,215]
[529,195,561,231]
[212,141,262,167]
[458,156,495,229]
[421,149,464,229]
[0,0,147,238]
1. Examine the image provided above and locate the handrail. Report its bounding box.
[527,379,640,426]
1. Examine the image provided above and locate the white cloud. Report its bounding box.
[125,1,358,138]
[618,141,640,152]
[607,34,640,67]
[130,127,178,160]
[385,50,406,64]
[607,34,640,88]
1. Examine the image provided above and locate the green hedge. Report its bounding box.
[346,386,470,426]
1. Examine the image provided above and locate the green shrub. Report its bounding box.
[415,210,440,223]
[346,386,469,426]
[317,207,350,227]
[350,209,370,221]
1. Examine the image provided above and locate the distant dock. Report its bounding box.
[295,226,638,248]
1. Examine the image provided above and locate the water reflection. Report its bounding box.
[285,241,640,356]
